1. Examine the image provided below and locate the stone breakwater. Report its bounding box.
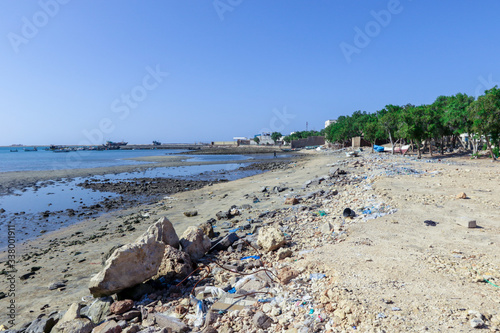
[2,152,500,332]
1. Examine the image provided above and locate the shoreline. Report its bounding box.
[2,151,499,331]
[0,155,298,249]
[0,154,297,196]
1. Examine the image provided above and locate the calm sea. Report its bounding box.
[0,146,251,172]
[0,146,272,247]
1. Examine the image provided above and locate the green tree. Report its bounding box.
[427,96,452,155]
[378,105,402,154]
[399,105,427,158]
[444,93,475,149]
[468,86,500,160]
[271,132,282,144]
[325,116,352,146]
[361,113,385,152]
[253,136,260,144]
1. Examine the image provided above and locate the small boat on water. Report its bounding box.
[23,147,37,152]
[53,148,71,153]
[10,149,18,152]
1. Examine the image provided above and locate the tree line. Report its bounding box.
[323,86,500,160]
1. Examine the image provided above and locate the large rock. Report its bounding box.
[109,300,134,315]
[253,311,272,329]
[26,312,60,333]
[199,221,215,238]
[92,320,122,333]
[53,319,93,333]
[81,297,113,324]
[211,232,238,252]
[257,227,286,252]
[89,231,166,297]
[52,304,93,333]
[154,313,188,332]
[180,226,211,262]
[154,245,193,279]
[61,303,82,322]
[147,217,179,249]
[183,210,198,217]
[278,267,299,285]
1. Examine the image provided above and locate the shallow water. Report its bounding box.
[0,158,269,248]
[0,147,185,172]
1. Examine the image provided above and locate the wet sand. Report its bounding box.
[0,154,292,196]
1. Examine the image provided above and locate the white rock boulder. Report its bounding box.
[257,227,286,252]
[89,231,165,297]
[180,226,211,262]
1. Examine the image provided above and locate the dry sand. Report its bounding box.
[1,150,499,331]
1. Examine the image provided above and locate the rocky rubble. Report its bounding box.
[6,153,499,332]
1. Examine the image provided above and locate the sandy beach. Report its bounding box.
[1,150,499,331]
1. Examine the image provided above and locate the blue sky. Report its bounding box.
[1,1,499,145]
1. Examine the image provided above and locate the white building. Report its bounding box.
[255,132,275,145]
[325,119,337,128]
[325,119,336,128]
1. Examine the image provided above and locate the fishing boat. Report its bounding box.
[23,147,37,152]
[10,149,18,152]
[384,145,410,154]
[103,141,128,150]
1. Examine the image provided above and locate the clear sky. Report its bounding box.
[1,0,499,145]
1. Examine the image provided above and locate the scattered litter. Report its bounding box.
[227,288,236,294]
[377,313,387,319]
[192,295,206,327]
[362,202,397,220]
[391,307,401,311]
[310,273,326,280]
[342,208,356,218]
[258,298,273,303]
[424,220,438,227]
[241,255,260,260]
[485,278,500,288]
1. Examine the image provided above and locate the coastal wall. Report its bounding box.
[291,136,325,149]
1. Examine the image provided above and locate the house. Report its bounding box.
[254,133,274,145]
[325,119,337,128]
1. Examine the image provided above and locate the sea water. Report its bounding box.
[0,147,280,248]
